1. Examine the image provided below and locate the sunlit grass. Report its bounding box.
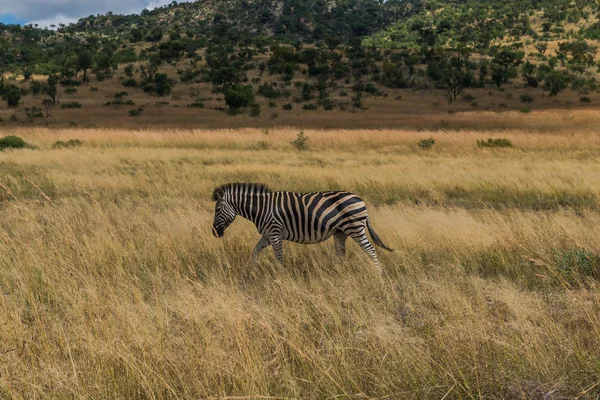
[1,127,600,398]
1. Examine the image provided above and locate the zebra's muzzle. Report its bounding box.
[212,226,222,238]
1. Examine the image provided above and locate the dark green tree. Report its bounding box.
[543,70,569,96]
[224,84,254,110]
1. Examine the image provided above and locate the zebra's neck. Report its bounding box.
[230,191,272,229]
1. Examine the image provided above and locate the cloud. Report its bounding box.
[0,0,184,27]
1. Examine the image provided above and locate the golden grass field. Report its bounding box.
[1,125,600,399]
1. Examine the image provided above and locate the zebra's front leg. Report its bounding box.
[253,236,271,265]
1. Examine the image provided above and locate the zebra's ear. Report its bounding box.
[211,187,224,202]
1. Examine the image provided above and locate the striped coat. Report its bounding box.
[212,183,393,272]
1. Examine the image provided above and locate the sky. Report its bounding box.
[0,0,187,27]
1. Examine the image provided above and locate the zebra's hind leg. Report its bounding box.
[346,226,382,274]
[334,231,348,258]
[270,236,284,264]
[253,236,271,265]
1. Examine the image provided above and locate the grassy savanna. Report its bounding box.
[1,127,600,399]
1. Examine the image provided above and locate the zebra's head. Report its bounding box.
[211,186,236,238]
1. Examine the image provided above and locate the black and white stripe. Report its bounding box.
[212,183,393,272]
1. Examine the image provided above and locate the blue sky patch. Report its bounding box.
[0,14,26,25]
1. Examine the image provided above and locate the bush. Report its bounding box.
[90,87,99,92]
[291,131,308,151]
[95,71,106,82]
[0,135,28,150]
[322,98,335,110]
[224,85,254,110]
[557,247,600,286]
[188,102,205,108]
[257,83,282,98]
[64,87,78,94]
[255,140,271,150]
[519,94,535,103]
[303,104,318,110]
[418,138,435,150]
[282,103,293,110]
[122,78,137,88]
[268,101,277,108]
[52,139,83,149]
[580,96,592,103]
[25,107,44,119]
[129,107,144,117]
[250,104,261,117]
[61,102,83,109]
[477,138,513,148]
[520,107,532,113]
[2,85,21,107]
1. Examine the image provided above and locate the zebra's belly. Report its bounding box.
[282,230,334,244]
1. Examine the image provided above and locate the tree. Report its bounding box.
[521,61,538,87]
[491,47,524,88]
[543,70,569,96]
[535,42,548,55]
[124,63,135,77]
[224,84,254,110]
[45,75,58,105]
[325,35,342,53]
[2,84,21,107]
[77,51,94,82]
[427,51,474,104]
[61,55,78,78]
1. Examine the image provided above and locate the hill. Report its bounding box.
[0,0,599,129]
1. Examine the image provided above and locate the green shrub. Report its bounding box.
[25,107,44,119]
[268,101,277,108]
[556,247,600,286]
[122,78,137,88]
[0,135,28,150]
[303,104,318,110]
[477,138,513,148]
[520,107,532,113]
[580,96,592,103]
[282,103,293,110]
[61,102,83,109]
[418,138,435,150]
[257,83,282,98]
[224,85,254,110]
[291,131,308,151]
[129,107,144,116]
[64,87,78,94]
[520,94,535,103]
[188,102,205,108]
[255,140,271,150]
[53,139,83,149]
[322,98,335,110]
[2,85,21,107]
[250,104,261,117]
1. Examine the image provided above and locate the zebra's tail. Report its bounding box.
[366,219,394,252]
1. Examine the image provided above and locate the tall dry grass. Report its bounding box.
[1,127,600,399]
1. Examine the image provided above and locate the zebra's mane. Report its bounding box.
[211,182,272,201]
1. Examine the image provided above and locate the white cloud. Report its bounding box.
[0,0,183,27]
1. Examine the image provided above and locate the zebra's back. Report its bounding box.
[271,190,368,244]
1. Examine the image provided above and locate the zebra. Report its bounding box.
[211,182,393,273]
